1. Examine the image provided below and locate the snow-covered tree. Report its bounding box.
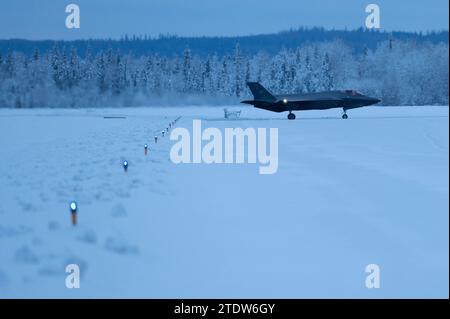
[0,39,447,107]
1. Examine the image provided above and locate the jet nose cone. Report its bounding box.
[366,97,381,105]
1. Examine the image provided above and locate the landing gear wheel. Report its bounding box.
[288,113,296,120]
[342,113,348,119]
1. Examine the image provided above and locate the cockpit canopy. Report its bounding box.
[342,90,363,96]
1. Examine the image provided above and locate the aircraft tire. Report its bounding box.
[342,114,348,119]
[288,113,296,120]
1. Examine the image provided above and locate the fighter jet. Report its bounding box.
[241,82,381,120]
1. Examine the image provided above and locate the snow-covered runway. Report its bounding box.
[0,105,448,298]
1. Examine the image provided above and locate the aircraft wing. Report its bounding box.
[277,96,343,103]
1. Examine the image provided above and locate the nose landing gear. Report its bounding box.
[342,109,348,119]
[288,112,296,120]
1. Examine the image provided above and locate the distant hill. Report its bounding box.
[0,27,448,57]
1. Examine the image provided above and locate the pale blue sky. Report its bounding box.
[0,0,448,40]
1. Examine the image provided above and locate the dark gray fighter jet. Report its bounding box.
[241,82,381,120]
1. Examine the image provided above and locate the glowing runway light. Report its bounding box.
[123,160,129,172]
[70,201,77,226]
[144,144,148,155]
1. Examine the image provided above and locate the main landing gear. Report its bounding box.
[287,112,296,120]
[342,109,348,119]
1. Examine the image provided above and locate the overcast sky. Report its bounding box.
[1,0,448,40]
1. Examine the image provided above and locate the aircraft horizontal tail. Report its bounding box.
[246,82,276,102]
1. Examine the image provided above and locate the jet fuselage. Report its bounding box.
[241,82,381,119]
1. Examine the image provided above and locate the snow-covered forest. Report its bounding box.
[0,39,448,108]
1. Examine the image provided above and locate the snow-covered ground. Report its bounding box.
[0,105,448,298]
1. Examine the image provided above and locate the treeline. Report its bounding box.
[0,39,448,108]
[1,27,448,57]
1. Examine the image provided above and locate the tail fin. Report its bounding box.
[246,82,276,102]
